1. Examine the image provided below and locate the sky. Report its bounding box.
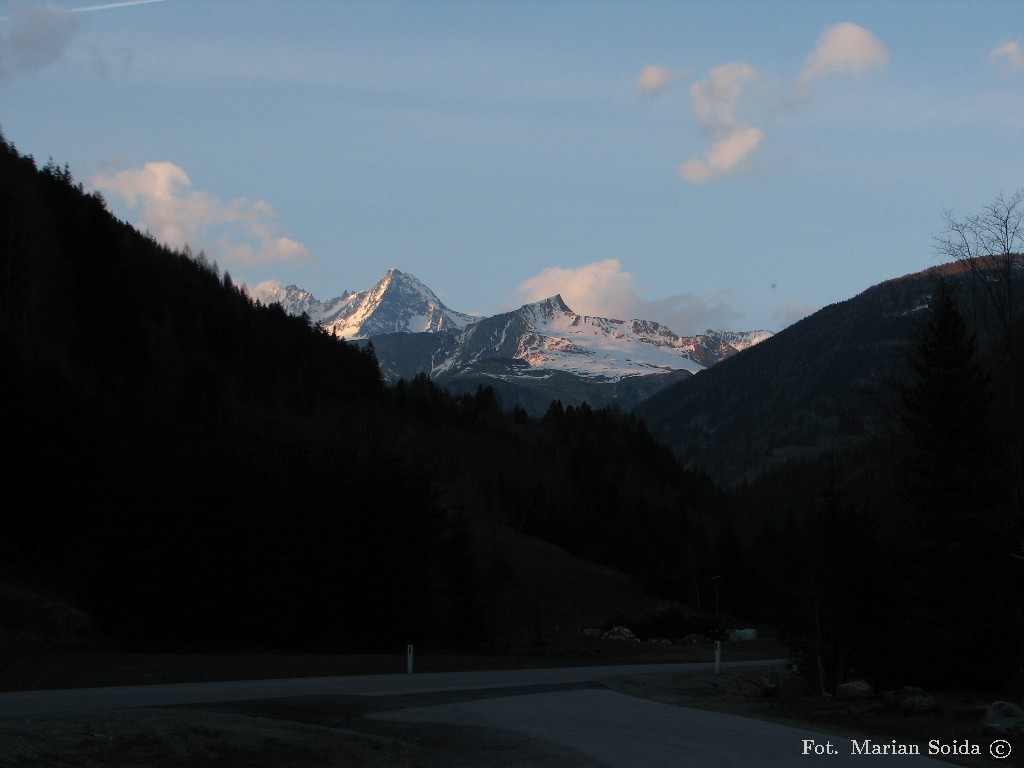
[1,0,1023,334]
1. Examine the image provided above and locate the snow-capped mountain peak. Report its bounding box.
[706,328,774,352]
[520,294,574,323]
[268,268,477,339]
[265,269,773,412]
[424,293,759,382]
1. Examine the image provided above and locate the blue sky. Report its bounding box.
[2,0,1022,333]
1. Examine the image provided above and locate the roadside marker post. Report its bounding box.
[715,640,721,674]
[407,644,414,674]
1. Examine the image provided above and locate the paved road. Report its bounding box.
[0,661,976,767]
[0,660,778,717]
[373,687,961,768]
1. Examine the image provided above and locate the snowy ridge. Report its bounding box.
[706,328,774,352]
[499,295,709,380]
[268,270,773,384]
[271,268,476,339]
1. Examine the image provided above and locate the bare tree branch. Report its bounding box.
[934,188,1024,555]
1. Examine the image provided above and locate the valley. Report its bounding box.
[1,132,1022,758]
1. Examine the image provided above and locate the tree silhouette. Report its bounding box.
[885,279,1017,686]
[936,190,1024,538]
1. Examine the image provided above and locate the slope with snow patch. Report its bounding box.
[261,270,773,393]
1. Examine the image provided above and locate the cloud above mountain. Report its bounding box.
[516,259,742,334]
[518,259,634,317]
[92,161,313,267]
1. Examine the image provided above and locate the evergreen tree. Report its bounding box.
[885,279,1017,687]
[897,281,995,513]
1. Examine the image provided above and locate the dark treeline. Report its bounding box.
[0,134,733,652]
[385,375,736,602]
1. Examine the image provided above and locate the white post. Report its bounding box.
[714,640,721,674]
[407,644,414,674]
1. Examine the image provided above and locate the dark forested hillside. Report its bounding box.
[636,264,985,485]
[0,135,418,650]
[692,262,1024,692]
[0,134,732,652]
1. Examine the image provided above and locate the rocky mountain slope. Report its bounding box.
[265,269,772,413]
[264,268,477,339]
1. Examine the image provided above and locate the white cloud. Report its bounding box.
[798,22,888,88]
[680,62,764,183]
[690,63,760,126]
[0,5,80,84]
[518,259,635,318]
[247,279,288,305]
[636,64,690,96]
[681,123,764,183]
[662,23,886,184]
[516,259,741,334]
[92,161,313,266]
[989,40,1024,76]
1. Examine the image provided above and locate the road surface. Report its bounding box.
[372,687,962,767]
[0,660,978,766]
[0,660,776,717]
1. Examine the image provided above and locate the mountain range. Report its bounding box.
[266,268,772,413]
[267,263,1006,486]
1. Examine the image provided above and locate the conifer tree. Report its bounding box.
[897,280,995,514]
[886,279,1016,686]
